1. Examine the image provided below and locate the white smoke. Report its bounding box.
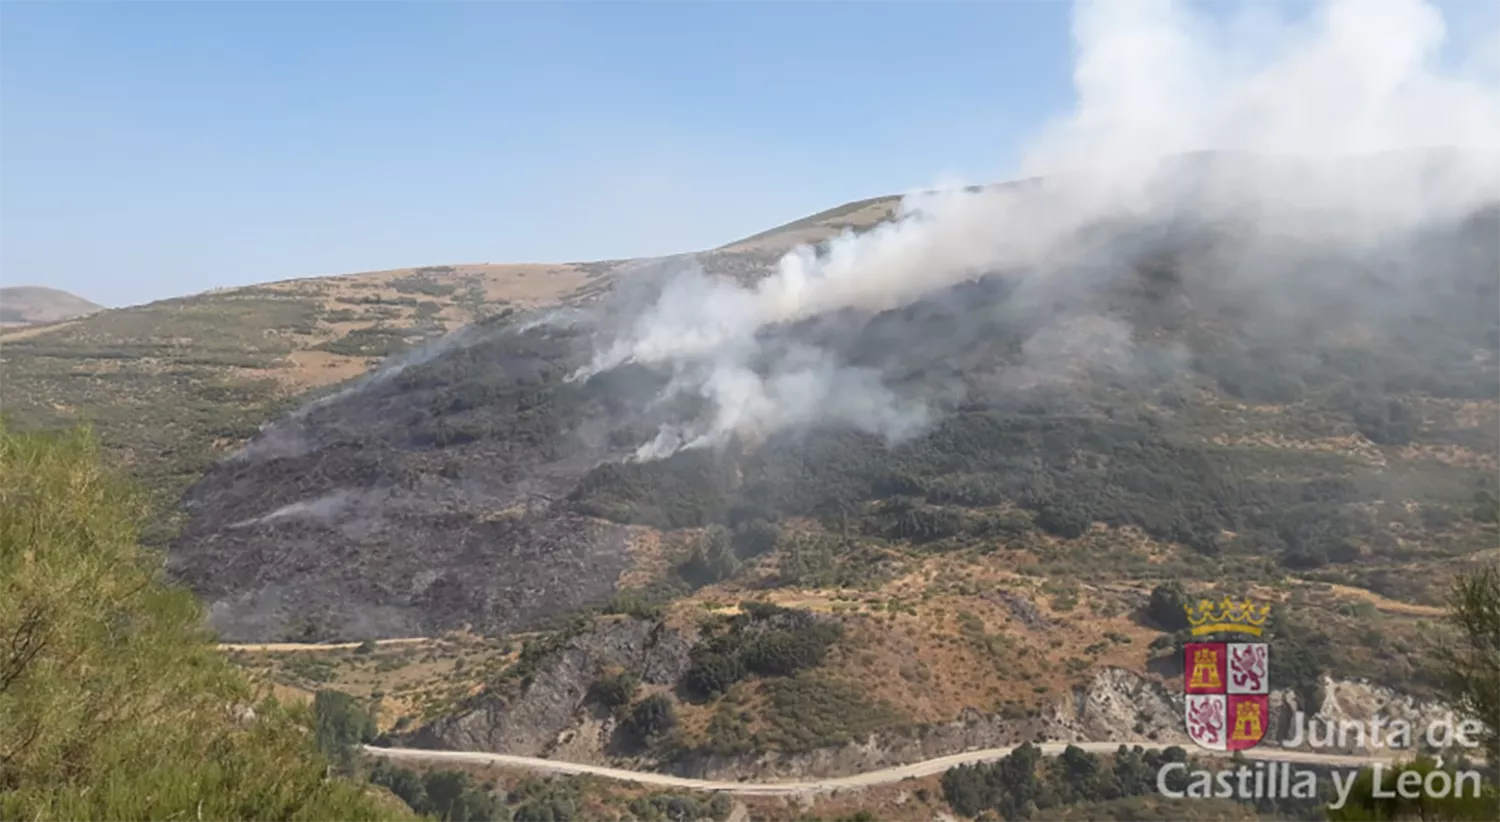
[632,341,934,460]
[581,0,1500,460]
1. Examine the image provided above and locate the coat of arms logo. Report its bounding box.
[1182,596,1273,752]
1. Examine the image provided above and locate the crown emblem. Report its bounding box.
[1183,596,1272,637]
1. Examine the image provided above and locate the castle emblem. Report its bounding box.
[1182,596,1272,752]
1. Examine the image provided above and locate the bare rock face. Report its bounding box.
[410,616,695,758]
[1039,667,1187,744]
[1270,675,1460,756]
[1040,669,1456,759]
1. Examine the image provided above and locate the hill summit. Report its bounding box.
[0,286,101,326]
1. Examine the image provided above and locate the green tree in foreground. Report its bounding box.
[1434,563,1500,766]
[314,689,379,773]
[1325,757,1497,822]
[0,423,412,820]
[1325,564,1500,821]
[369,761,502,821]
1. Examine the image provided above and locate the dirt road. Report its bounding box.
[365,742,1407,796]
[218,637,429,653]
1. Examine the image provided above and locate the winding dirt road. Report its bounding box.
[365,742,1407,796]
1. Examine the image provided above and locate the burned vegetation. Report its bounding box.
[170,201,1500,643]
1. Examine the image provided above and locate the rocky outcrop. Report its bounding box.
[407,649,1460,782]
[1270,675,1461,757]
[410,616,695,757]
[1039,666,1186,744]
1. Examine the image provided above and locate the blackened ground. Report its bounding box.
[170,203,1499,641]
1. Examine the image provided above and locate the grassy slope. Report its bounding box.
[0,200,888,543]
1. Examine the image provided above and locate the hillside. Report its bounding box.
[3,153,1498,795]
[0,263,614,538]
[0,285,102,327]
[164,154,1499,640]
[0,198,885,539]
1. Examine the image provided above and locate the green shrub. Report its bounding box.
[313,689,378,771]
[0,424,409,820]
[682,652,747,698]
[370,761,502,821]
[1146,582,1190,631]
[677,525,740,586]
[679,606,842,697]
[588,670,639,710]
[731,518,781,557]
[623,694,678,744]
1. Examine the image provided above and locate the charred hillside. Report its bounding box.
[171,314,666,641]
[170,189,1500,643]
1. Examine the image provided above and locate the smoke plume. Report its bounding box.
[578,0,1500,460]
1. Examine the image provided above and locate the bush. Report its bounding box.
[588,670,639,710]
[682,652,747,698]
[1146,582,1191,632]
[0,424,408,820]
[313,689,378,771]
[740,625,841,677]
[1035,503,1091,539]
[731,518,780,558]
[370,761,502,821]
[624,694,678,743]
[679,606,842,698]
[677,525,740,587]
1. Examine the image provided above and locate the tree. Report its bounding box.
[588,669,640,710]
[313,689,378,772]
[1035,502,1091,539]
[1327,564,1500,820]
[682,652,746,698]
[423,769,503,822]
[731,518,780,558]
[0,424,408,820]
[624,694,678,744]
[370,760,429,811]
[1146,582,1190,631]
[777,534,829,587]
[677,525,739,587]
[1433,563,1500,766]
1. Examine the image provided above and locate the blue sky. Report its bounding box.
[1,1,1492,307]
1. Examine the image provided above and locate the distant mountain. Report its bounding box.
[0,286,102,326]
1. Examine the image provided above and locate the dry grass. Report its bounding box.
[228,633,519,731]
[719,200,898,254]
